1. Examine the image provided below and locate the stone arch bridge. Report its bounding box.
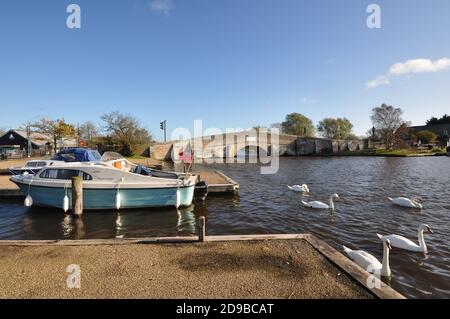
[149,131,364,162]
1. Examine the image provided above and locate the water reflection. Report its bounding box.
[16,204,199,240]
[62,215,85,239]
[177,206,196,234]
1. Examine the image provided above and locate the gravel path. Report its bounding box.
[0,239,372,299]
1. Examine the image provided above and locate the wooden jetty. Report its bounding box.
[0,219,404,299]
[196,170,239,194]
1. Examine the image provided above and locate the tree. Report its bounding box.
[101,111,152,156]
[32,118,76,153]
[370,104,404,150]
[281,113,315,137]
[79,121,98,141]
[317,117,354,139]
[426,114,450,125]
[415,130,438,144]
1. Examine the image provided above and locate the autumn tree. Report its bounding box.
[32,118,76,153]
[370,104,405,150]
[101,111,152,156]
[281,113,315,137]
[317,118,354,139]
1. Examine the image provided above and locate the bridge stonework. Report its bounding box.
[149,131,364,161]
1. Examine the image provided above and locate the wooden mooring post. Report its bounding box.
[72,176,83,216]
[198,216,206,242]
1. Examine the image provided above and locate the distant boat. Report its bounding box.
[10,152,199,210]
[9,148,101,175]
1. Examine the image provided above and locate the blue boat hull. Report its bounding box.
[17,184,195,210]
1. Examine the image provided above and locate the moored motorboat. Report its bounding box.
[10,152,198,210]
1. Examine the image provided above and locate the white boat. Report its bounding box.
[10,152,200,210]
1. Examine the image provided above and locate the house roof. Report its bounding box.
[0,129,78,147]
[11,129,52,146]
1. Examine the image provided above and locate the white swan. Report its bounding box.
[302,193,339,210]
[376,224,433,253]
[343,238,392,277]
[288,184,309,193]
[388,197,422,209]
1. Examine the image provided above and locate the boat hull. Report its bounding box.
[16,184,195,210]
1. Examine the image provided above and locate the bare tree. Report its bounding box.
[79,121,98,141]
[370,104,404,150]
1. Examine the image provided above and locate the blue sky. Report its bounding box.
[1,0,449,141]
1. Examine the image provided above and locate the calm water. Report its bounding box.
[1,157,449,298]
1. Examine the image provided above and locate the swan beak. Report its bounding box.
[386,240,392,250]
[427,226,434,234]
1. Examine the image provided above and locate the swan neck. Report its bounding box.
[418,228,426,251]
[329,196,334,210]
[382,242,391,277]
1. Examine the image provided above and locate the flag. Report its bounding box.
[178,150,192,164]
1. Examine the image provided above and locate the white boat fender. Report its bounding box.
[63,195,69,213]
[175,188,181,209]
[24,195,33,207]
[116,191,121,210]
[115,181,122,210]
[63,182,70,213]
[24,178,33,207]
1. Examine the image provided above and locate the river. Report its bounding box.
[0,156,449,298]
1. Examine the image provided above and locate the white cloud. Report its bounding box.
[366,75,390,89]
[300,97,319,104]
[367,57,450,89]
[148,0,173,15]
[389,58,450,76]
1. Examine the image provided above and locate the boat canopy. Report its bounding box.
[52,148,102,162]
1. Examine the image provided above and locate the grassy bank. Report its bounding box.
[340,149,447,157]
